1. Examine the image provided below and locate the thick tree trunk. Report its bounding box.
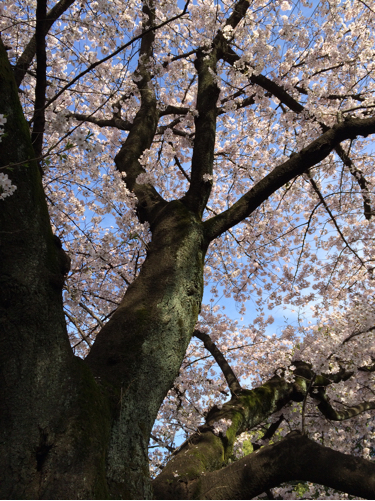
[0,39,111,499]
[0,39,207,499]
[86,200,206,498]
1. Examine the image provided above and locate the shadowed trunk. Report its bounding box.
[0,38,207,499]
[0,38,111,499]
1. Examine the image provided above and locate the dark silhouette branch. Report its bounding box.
[182,47,219,215]
[252,414,284,451]
[31,0,47,162]
[193,329,242,396]
[313,388,375,421]
[67,113,132,131]
[221,41,375,221]
[14,0,77,87]
[306,171,367,267]
[113,0,167,224]
[203,116,375,242]
[334,142,374,220]
[343,325,375,344]
[182,0,252,215]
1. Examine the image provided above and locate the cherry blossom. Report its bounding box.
[2,0,375,497]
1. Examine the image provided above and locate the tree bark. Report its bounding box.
[3,7,375,495]
[86,200,206,498]
[152,373,309,498]
[0,38,111,499]
[1,37,208,499]
[154,431,375,499]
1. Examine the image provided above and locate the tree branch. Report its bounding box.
[31,0,47,161]
[221,42,375,221]
[220,41,304,114]
[153,359,375,498]
[14,0,77,87]
[203,116,375,242]
[182,47,219,215]
[67,113,132,131]
[334,142,374,220]
[152,373,310,496]
[64,310,92,348]
[313,388,375,421]
[155,431,375,499]
[113,0,167,225]
[306,171,367,268]
[193,329,242,396]
[44,0,191,110]
[182,0,251,215]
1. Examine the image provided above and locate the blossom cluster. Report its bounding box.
[0,172,17,201]
[212,418,232,437]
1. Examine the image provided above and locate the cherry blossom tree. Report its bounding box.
[1,0,375,498]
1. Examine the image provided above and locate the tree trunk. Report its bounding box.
[0,38,207,499]
[86,200,206,498]
[0,38,111,499]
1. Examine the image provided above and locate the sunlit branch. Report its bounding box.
[182,0,252,215]
[194,329,242,396]
[217,94,256,116]
[295,86,367,102]
[182,48,219,214]
[162,49,196,69]
[220,40,304,114]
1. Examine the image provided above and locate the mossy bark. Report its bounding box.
[86,200,207,498]
[156,431,375,500]
[152,374,309,499]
